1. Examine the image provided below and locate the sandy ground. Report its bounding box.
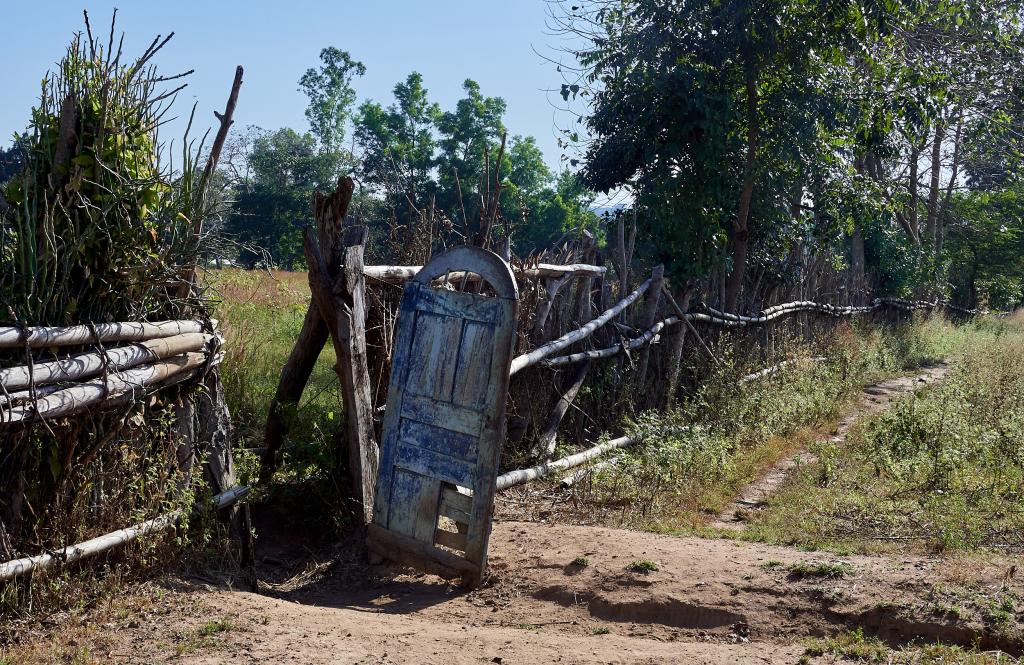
[36,518,1017,664]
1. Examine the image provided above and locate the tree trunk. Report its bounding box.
[936,115,963,267]
[634,264,665,393]
[660,287,693,408]
[724,62,759,313]
[908,142,920,238]
[850,224,866,306]
[925,120,946,251]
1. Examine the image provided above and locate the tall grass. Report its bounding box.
[577,315,968,530]
[744,316,1024,554]
[203,268,358,530]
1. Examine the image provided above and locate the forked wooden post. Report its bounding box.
[304,224,379,523]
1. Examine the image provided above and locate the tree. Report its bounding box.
[354,71,440,203]
[0,134,27,186]
[435,79,507,222]
[298,47,366,164]
[945,185,1024,309]
[225,127,336,268]
[554,0,1024,310]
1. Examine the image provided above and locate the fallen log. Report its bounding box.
[559,457,619,488]
[0,320,213,349]
[510,277,653,376]
[0,333,212,391]
[0,485,249,582]
[496,434,640,490]
[1,352,210,424]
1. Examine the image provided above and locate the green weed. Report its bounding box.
[627,559,659,574]
[787,561,854,579]
[744,317,1024,555]
[804,628,889,662]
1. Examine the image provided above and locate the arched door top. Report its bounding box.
[413,246,518,300]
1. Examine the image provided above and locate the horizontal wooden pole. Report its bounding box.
[560,457,619,488]
[527,295,959,372]
[0,333,213,392]
[510,277,653,376]
[0,485,249,582]
[496,434,640,490]
[362,262,606,285]
[1,352,211,425]
[541,316,679,367]
[0,320,215,349]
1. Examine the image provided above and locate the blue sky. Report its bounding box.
[0,1,577,171]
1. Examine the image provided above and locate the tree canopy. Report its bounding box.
[552,0,1024,310]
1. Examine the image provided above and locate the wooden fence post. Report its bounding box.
[634,264,665,393]
[660,285,694,408]
[337,226,379,524]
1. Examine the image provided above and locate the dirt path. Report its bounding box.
[49,518,1021,664]
[710,363,950,530]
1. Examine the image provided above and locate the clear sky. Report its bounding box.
[0,1,575,171]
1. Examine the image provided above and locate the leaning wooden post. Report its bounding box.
[659,284,694,408]
[260,177,356,481]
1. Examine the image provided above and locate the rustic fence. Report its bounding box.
[262,178,972,519]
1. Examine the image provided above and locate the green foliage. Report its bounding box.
[804,628,889,662]
[354,71,440,200]
[945,184,1024,310]
[626,559,659,573]
[585,317,962,527]
[209,269,340,476]
[0,133,27,186]
[786,560,853,578]
[225,127,337,268]
[434,79,507,217]
[196,618,234,637]
[556,0,1024,303]
[230,61,596,266]
[298,47,366,160]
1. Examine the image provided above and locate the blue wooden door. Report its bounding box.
[368,247,518,586]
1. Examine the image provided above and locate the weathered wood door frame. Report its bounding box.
[367,246,518,587]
